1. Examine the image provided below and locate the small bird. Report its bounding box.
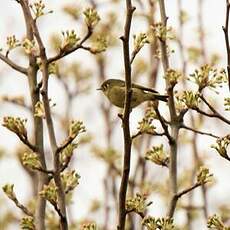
[97,79,168,108]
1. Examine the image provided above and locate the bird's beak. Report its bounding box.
[97,87,102,90]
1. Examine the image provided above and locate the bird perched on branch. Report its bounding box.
[97,79,168,108]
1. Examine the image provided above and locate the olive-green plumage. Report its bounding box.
[97,79,168,108]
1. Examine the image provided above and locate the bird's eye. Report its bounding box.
[103,83,108,90]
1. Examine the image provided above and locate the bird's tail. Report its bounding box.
[152,94,169,102]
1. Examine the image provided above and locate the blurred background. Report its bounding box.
[0,0,230,229]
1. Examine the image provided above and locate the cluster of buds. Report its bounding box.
[2,116,27,139]
[211,135,230,161]
[40,181,58,206]
[179,91,200,109]
[61,170,80,194]
[20,216,35,230]
[81,222,97,230]
[83,8,100,30]
[207,214,227,229]
[61,30,80,51]
[2,184,16,200]
[132,33,149,56]
[142,216,175,230]
[165,69,181,88]
[224,97,230,111]
[126,193,148,215]
[48,62,58,75]
[60,143,78,168]
[6,35,20,51]
[189,65,227,92]
[22,38,38,55]
[22,152,42,171]
[69,120,86,139]
[30,0,53,19]
[137,117,156,135]
[145,144,169,167]
[40,170,80,206]
[196,166,213,185]
[152,22,174,42]
[90,36,108,54]
[137,104,157,135]
[34,101,45,118]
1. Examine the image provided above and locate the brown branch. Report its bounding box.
[9,195,34,217]
[126,201,153,219]
[19,1,49,229]
[34,167,54,175]
[180,124,219,139]
[17,135,37,152]
[195,95,230,125]
[154,107,173,142]
[130,50,138,65]
[131,131,165,140]
[117,1,135,229]
[158,0,179,218]
[47,29,92,64]
[223,0,230,91]
[56,136,75,154]
[19,1,68,229]
[0,53,28,75]
[168,182,202,218]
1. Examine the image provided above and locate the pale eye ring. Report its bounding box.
[103,84,108,90]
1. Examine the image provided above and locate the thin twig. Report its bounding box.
[0,53,28,75]
[196,95,230,125]
[131,131,165,140]
[180,124,219,139]
[17,135,38,152]
[35,167,54,175]
[47,29,92,64]
[167,182,202,218]
[10,196,34,217]
[130,50,138,65]
[154,107,173,142]
[222,0,230,91]
[56,136,75,154]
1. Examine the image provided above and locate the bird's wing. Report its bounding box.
[131,82,159,94]
[114,79,160,94]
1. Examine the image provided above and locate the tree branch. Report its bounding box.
[0,53,27,75]
[47,29,92,64]
[18,1,48,229]
[19,1,68,229]
[131,131,165,140]
[10,196,34,217]
[168,182,203,217]
[180,124,219,139]
[154,107,173,142]
[158,0,179,218]
[117,1,135,229]
[195,95,230,125]
[222,0,230,91]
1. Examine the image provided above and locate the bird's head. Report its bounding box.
[97,79,124,95]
